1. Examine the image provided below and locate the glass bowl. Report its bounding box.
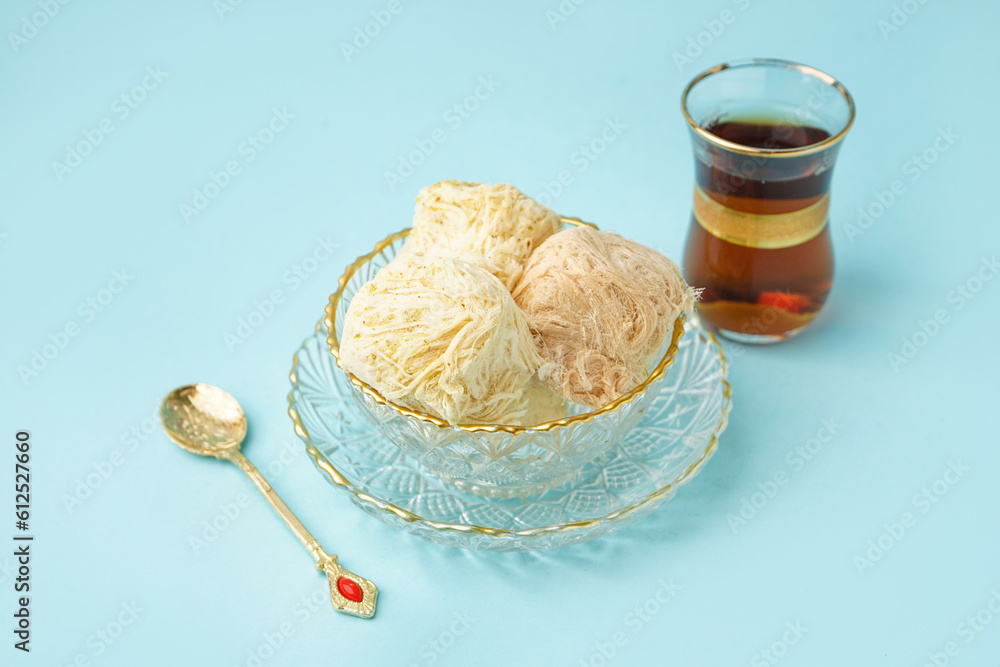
[288,317,730,551]
[324,220,688,498]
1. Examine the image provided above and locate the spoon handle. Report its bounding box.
[220,449,378,618]
[222,449,329,563]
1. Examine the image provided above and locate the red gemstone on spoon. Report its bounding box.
[337,577,364,603]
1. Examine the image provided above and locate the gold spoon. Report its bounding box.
[160,383,377,619]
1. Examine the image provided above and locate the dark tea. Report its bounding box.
[680,59,854,343]
[683,119,836,341]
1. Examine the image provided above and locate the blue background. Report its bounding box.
[2,1,999,665]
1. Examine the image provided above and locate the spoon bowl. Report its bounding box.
[161,384,247,456]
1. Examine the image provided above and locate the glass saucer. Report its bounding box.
[288,319,731,552]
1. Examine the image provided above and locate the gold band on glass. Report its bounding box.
[693,186,828,249]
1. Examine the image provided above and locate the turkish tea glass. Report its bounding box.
[681,59,855,343]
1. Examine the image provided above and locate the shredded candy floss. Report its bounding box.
[399,180,562,290]
[512,226,698,409]
[339,254,565,425]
